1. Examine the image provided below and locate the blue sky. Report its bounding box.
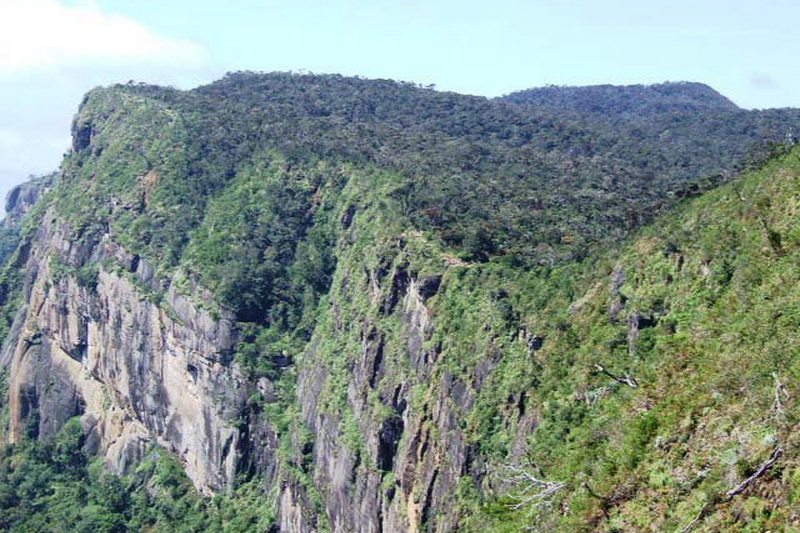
[1,0,799,198]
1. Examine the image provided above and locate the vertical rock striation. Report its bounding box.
[1,208,260,493]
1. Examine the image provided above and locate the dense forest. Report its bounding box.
[50,73,800,324]
[0,74,798,532]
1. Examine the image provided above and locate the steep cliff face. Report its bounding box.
[1,73,799,532]
[4,173,56,229]
[0,173,56,267]
[290,240,470,532]
[1,206,257,493]
[270,186,557,531]
[0,139,484,532]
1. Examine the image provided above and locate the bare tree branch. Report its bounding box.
[503,465,566,510]
[772,372,789,416]
[583,386,611,406]
[680,442,783,531]
[679,504,709,533]
[594,364,638,388]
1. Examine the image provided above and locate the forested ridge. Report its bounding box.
[0,73,798,532]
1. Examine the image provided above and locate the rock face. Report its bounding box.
[277,230,508,532]
[0,173,491,531]
[0,173,56,266]
[294,276,454,532]
[0,198,477,531]
[3,173,56,229]
[1,208,258,493]
[0,129,535,532]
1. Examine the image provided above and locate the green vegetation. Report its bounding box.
[1,73,799,531]
[181,154,341,326]
[0,419,277,532]
[51,73,799,276]
[502,82,800,188]
[455,143,800,531]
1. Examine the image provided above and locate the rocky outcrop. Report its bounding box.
[1,208,262,494]
[3,173,56,229]
[0,173,56,267]
[0,155,513,533]
[285,253,489,532]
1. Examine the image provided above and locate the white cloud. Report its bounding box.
[0,0,207,73]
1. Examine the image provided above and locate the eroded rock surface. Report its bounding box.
[3,210,252,493]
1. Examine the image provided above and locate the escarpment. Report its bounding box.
[1,206,257,493]
[289,241,482,532]
[1,73,800,532]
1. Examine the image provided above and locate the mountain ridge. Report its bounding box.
[0,72,798,532]
[500,81,741,115]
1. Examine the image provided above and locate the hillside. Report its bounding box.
[0,73,798,532]
[501,82,741,116]
[500,82,800,192]
[463,142,800,531]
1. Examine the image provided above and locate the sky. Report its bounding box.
[1,0,799,200]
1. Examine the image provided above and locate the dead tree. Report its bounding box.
[503,465,566,510]
[772,372,790,417]
[594,364,638,388]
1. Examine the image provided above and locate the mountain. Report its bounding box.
[501,82,741,116]
[0,73,798,532]
[499,82,800,195]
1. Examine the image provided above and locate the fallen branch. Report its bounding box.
[681,442,784,531]
[594,364,638,388]
[725,446,783,500]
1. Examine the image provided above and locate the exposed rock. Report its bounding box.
[1,209,263,494]
[4,174,55,228]
[71,120,93,152]
[283,261,482,532]
[608,265,627,323]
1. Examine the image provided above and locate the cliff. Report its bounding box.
[0,73,799,532]
[1,210,246,492]
[4,173,56,228]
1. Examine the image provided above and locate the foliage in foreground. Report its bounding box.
[0,419,276,532]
